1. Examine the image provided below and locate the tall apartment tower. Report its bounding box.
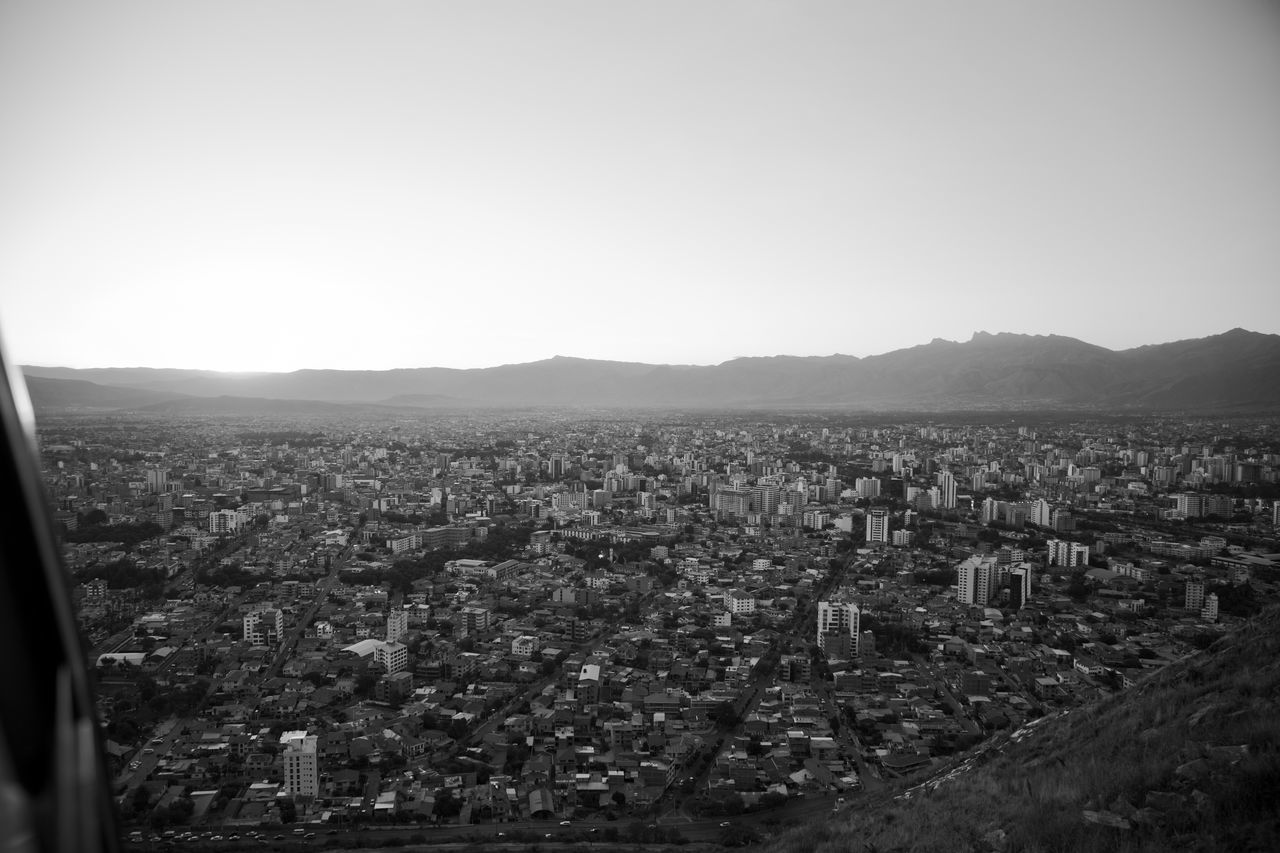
[816,599,860,658]
[374,641,409,674]
[937,472,957,510]
[1031,499,1053,528]
[1048,540,1089,567]
[981,497,1000,524]
[865,507,890,544]
[1185,580,1206,612]
[280,731,319,797]
[1009,566,1032,610]
[386,610,409,643]
[958,555,996,606]
[145,468,169,494]
[750,483,781,515]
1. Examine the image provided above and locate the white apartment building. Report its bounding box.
[727,589,756,615]
[280,731,319,797]
[865,508,890,544]
[374,641,409,674]
[958,555,996,606]
[386,610,409,642]
[243,608,283,646]
[1047,540,1090,567]
[816,599,860,657]
[209,508,249,535]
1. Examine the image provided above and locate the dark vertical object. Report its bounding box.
[0,340,119,853]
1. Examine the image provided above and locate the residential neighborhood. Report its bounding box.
[37,410,1280,847]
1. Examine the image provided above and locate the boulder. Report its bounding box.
[1204,744,1249,762]
[1130,807,1164,828]
[1108,794,1137,818]
[1186,704,1217,728]
[1145,790,1186,813]
[982,828,1008,852]
[1175,758,1211,781]
[1082,810,1131,830]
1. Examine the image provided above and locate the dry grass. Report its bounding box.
[762,605,1280,853]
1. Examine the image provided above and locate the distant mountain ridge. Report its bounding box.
[21,328,1280,412]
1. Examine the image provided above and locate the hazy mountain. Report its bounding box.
[765,605,1280,853]
[21,375,190,411]
[22,328,1280,411]
[133,395,382,417]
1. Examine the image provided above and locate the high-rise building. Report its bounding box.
[1004,503,1028,528]
[458,606,491,636]
[865,508,890,544]
[803,509,830,529]
[243,608,283,645]
[751,483,781,515]
[209,508,248,535]
[958,555,996,606]
[386,610,408,643]
[1009,566,1032,610]
[1185,580,1206,612]
[145,468,169,494]
[374,640,409,674]
[1175,493,1206,518]
[1201,593,1219,622]
[1048,540,1089,567]
[280,731,319,797]
[714,487,751,522]
[1031,499,1053,528]
[816,599,860,658]
[981,497,1000,525]
[825,477,842,499]
[937,472,957,510]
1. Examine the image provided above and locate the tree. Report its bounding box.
[709,701,741,731]
[1066,572,1091,602]
[81,508,109,527]
[760,791,788,809]
[301,671,327,688]
[434,789,461,819]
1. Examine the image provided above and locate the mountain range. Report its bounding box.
[19,328,1280,413]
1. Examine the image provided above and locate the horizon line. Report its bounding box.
[15,327,1269,374]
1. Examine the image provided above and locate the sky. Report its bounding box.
[1,1,1278,372]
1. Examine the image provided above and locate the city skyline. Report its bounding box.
[3,1,1279,372]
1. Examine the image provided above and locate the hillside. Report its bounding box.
[766,606,1280,853]
[21,328,1280,411]
[20,375,188,410]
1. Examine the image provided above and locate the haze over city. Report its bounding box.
[3,1,1280,372]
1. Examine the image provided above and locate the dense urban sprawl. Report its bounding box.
[36,411,1280,848]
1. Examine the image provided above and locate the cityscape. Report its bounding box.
[30,389,1280,849]
[4,3,1279,850]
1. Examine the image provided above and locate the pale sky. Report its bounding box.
[2,1,1278,371]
